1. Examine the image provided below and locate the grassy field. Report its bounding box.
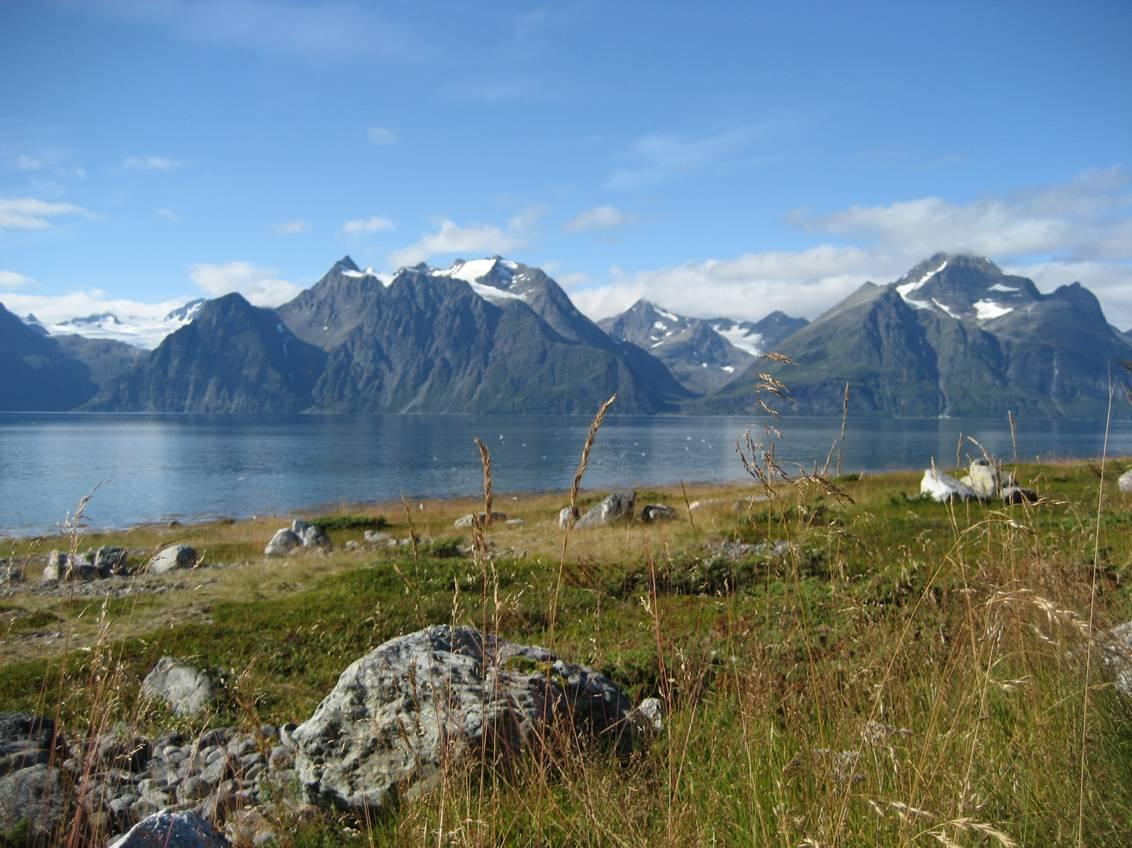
[3,450,1132,846]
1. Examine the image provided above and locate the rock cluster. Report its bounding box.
[920,460,1036,504]
[0,714,298,845]
[557,491,681,530]
[264,520,331,557]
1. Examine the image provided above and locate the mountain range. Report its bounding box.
[3,252,1129,418]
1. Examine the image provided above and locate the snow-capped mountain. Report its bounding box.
[95,256,689,414]
[706,253,1132,418]
[598,300,806,394]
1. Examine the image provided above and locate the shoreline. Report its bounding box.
[4,454,1129,544]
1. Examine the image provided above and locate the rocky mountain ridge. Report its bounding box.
[3,252,1127,417]
[704,253,1132,418]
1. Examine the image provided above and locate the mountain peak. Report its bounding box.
[331,255,360,274]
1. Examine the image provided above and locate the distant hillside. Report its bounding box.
[598,300,806,394]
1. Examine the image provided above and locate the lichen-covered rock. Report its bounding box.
[141,658,215,717]
[147,545,197,575]
[1102,620,1132,698]
[292,625,635,813]
[557,506,579,529]
[575,491,636,529]
[108,810,229,847]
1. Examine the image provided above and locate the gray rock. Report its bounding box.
[363,530,392,544]
[504,518,525,526]
[98,727,151,772]
[575,491,636,529]
[43,549,97,582]
[1119,469,1132,494]
[454,512,508,529]
[292,520,331,549]
[1002,485,1038,505]
[920,469,977,503]
[640,504,678,523]
[93,546,130,576]
[0,714,65,839]
[264,528,300,557]
[141,658,215,716]
[147,545,197,575]
[557,506,579,529]
[293,625,635,813]
[109,810,230,848]
[0,764,64,840]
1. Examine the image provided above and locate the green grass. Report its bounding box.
[2,460,1132,845]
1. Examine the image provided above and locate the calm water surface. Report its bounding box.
[1,413,1129,536]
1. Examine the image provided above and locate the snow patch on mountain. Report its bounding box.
[342,267,393,286]
[988,283,1019,293]
[896,259,948,308]
[974,299,1013,320]
[711,323,763,357]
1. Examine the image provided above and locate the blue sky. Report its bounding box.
[2,0,1131,332]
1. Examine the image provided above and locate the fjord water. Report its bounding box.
[1,413,1130,536]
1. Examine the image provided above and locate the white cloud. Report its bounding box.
[389,218,529,268]
[1,289,189,329]
[797,166,1131,262]
[607,127,755,190]
[567,205,633,232]
[274,219,309,235]
[0,270,35,288]
[16,155,42,171]
[571,245,880,322]
[123,155,183,172]
[189,262,302,306]
[570,167,1132,329]
[157,208,178,220]
[0,197,93,230]
[343,216,395,234]
[367,127,397,145]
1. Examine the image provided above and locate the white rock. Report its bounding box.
[147,545,197,575]
[920,469,977,503]
[141,658,215,717]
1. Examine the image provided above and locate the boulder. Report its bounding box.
[141,658,215,717]
[557,506,579,529]
[363,530,392,544]
[630,697,664,735]
[109,810,229,848]
[1119,469,1132,494]
[93,546,130,576]
[920,469,977,503]
[640,504,679,523]
[575,491,637,529]
[291,520,331,549]
[42,550,97,582]
[292,625,635,813]
[0,714,65,840]
[454,512,508,529]
[264,529,300,557]
[147,545,197,575]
